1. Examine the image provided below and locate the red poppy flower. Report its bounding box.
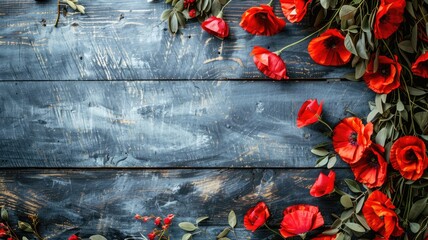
[68,235,79,240]
[374,0,406,39]
[308,29,352,66]
[363,55,401,94]
[312,234,336,240]
[390,136,428,181]
[362,190,404,239]
[280,0,312,23]
[279,204,324,238]
[310,170,336,197]
[350,143,387,188]
[332,117,373,164]
[243,201,271,232]
[240,5,286,36]
[251,46,288,80]
[297,99,323,128]
[412,52,428,79]
[0,228,7,238]
[201,16,229,39]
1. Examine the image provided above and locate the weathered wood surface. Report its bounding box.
[0,168,353,239]
[0,81,373,168]
[0,0,352,80]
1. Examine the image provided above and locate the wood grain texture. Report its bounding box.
[0,0,352,80]
[0,81,373,168]
[0,168,353,239]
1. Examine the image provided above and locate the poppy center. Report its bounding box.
[379,65,390,77]
[379,14,389,24]
[255,12,268,22]
[405,149,418,161]
[349,132,358,146]
[323,36,341,49]
[367,152,379,168]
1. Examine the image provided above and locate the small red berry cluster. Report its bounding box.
[183,0,197,18]
[135,214,175,240]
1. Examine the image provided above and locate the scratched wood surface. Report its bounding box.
[0,0,353,80]
[0,0,374,239]
[0,169,354,239]
[0,81,373,168]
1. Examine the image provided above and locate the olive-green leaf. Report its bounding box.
[341,209,353,220]
[67,0,77,10]
[179,222,198,231]
[344,178,362,193]
[174,0,184,11]
[218,238,231,240]
[367,109,379,123]
[355,60,366,79]
[340,195,353,209]
[409,197,428,220]
[1,207,8,221]
[182,233,192,240]
[196,216,209,224]
[361,14,371,32]
[396,100,405,111]
[176,12,186,27]
[375,127,388,147]
[414,112,428,132]
[217,227,230,238]
[228,210,236,228]
[410,222,420,233]
[411,25,418,51]
[315,155,329,167]
[311,148,329,157]
[169,13,179,33]
[355,197,365,213]
[335,232,345,240]
[18,221,33,233]
[327,156,337,169]
[161,9,173,21]
[89,236,107,240]
[331,218,342,229]
[322,228,339,235]
[407,87,426,96]
[405,1,416,19]
[320,0,330,9]
[76,5,85,14]
[356,214,370,229]
[398,40,415,53]
[339,5,357,21]
[345,222,366,233]
[356,37,369,60]
[345,34,358,56]
[211,0,222,16]
[22,237,29,240]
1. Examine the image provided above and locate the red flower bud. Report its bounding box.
[201,16,229,39]
[309,170,335,197]
[148,232,156,240]
[164,214,175,225]
[134,214,141,220]
[296,99,323,128]
[189,9,196,18]
[68,234,80,240]
[243,202,270,232]
[251,46,288,80]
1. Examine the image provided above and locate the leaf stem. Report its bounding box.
[263,223,286,239]
[219,0,232,15]
[267,0,274,7]
[54,0,61,27]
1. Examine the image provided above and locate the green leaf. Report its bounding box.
[396,100,405,111]
[320,0,330,9]
[176,12,186,27]
[375,94,383,114]
[343,72,357,81]
[327,156,337,169]
[174,0,184,11]
[76,5,85,14]
[375,127,388,147]
[196,216,209,224]
[411,25,418,51]
[410,222,420,233]
[314,9,325,27]
[67,0,77,9]
[409,197,428,220]
[182,233,192,240]
[228,210,236,228]
[345,34,358,56]
[355,197,365,213]
[405,1,416,18]
[211,0,222,16]
[315,155,329,167]
[311,148,329,157]
[367,109,379,122]
[336,232,345,240]
[407,87,426,96]
[414,112,428,132]
[356,214,370,230]
[218,238,231,240]
[217,227,230,238]
[398,40,415,53]
[179,222,198,231]
[345,222,366,233]
[356,36,369,59]
[331,218,342,229]
[340,195,354,209]
[22,237,29,240]
[161,9,173,21]
[322,228,339,235]
[339,5,357,21]
[169,12,179,33]
[344,179,362,193]
[89,236,107,240]
[1,207,8,221]
[361,14,371,33]
[355,60,366,79]
[18,221,33,233]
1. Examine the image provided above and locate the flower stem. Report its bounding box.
[267,0,274,7]
[219,0,232,15]
[318,118,333,132]
[263,223,286,239]
[54,0,61,27]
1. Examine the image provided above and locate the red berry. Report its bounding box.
[154,217,162,225]
[68,235,80,240]
[164,214,174,225]
[134,214,141,220]
[142,216,150,222]
[189,9,196,18]
[148,232,156,240]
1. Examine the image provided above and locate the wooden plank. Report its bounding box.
[0,168,352,239]
[0,0,351,80]
[0,81,373,168]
